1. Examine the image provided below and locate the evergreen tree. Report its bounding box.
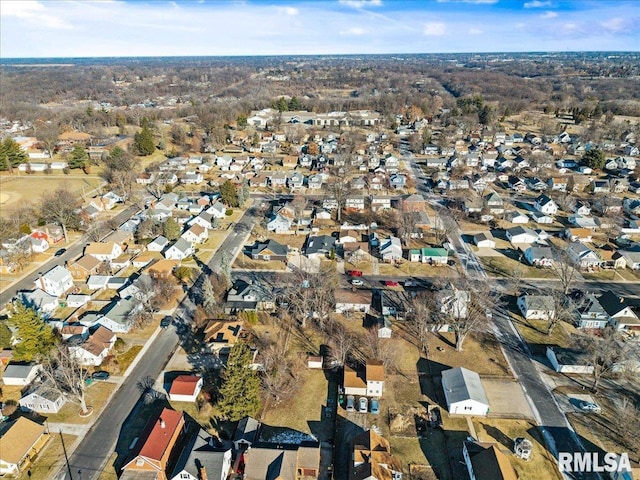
[220,180,239,207]
[0,138,27,169]
[163,217,181,241]
[201,278,218,315]
[0,322,12,349]
[582,149,605,170]
[10,302,56,361]
[68,143,89,169]
[217,343,261,421]
[134,119,155,156]
[288,96,301,111]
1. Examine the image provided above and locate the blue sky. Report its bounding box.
[1,0,638,58]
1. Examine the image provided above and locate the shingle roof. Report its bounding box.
[441,367,489,406]
[0,417,46,465]
[169,375,202,396]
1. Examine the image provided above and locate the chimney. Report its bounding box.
[159,418,166,429]
[199,467,207,480]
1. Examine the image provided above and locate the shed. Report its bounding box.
[441,367,489,416]
[168,375,203,402]
[307,356,324,369]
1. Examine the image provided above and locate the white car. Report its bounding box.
[579,401,601,413]
[358,397,368,413]
[351,279,364,286]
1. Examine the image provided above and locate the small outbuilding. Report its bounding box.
[168,374,203,402]
[441,367,490,416]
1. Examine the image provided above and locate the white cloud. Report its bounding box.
[339,0,382,8]
[340,27,366,35]
[0,0,73,29]
[424,22,446,36]
[277,6,299,16]
[469,28,483,35]
[524,1,552,8]
[600,17,627,32]
[540,11,558,19]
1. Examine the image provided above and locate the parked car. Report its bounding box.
[160,316,172,329]
[578,401,601,413]
[91,371,110,381]
[404,279,417,287]
[358,397,368,413]
[384,280,399,287]
[347,270,363,277]
[351,279,364,286]
[370,398,379,415]
[346,395,355,412]
[54,248,66,257]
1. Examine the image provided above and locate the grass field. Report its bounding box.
[0,174,104,215]
[45,381,116,423]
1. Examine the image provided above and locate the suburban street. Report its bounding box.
[60,205,258,480]
[0,205,140,306]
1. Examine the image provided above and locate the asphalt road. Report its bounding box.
[66,326,180,479]
[62,205,258,480]
[0,205,140,307]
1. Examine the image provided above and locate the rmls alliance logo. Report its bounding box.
[559,451,632,473]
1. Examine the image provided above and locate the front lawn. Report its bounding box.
[45,381,116,424]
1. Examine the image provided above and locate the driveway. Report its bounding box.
[482,377,535,420]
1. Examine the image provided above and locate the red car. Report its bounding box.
[347,270,363,277]
[384,280,400,287]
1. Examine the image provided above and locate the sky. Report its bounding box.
[0,0,638,58]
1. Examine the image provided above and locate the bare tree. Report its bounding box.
[362,327,396,370]
[83,219,110,242]
[6,242,33,273]
[407,291,439,358]
[326,323,353,368]
[576,329,632,392]
[549,248,580,295]
[282,264,337,330]
[146,175,166,200]
[325,162,354,223]
[40,185,82,242]
[34,120,60,158]
[137,375,164,404]
[40,344,90,415]
[260,342,300,405]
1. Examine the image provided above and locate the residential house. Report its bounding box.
[567,242,601,269]
[548,177,569,192]
[243,444,320,480]
[484,192,504,215]
[164,238,194,261]
[233,416,260,451]
[441,367,490,416]
[350,430,402,480]
[93,297,142,333]
[19,289,59,317]
[507,176,526,192]
[463,197,483,215]
[334,289,372,314]
[85,242,123,262]
[251,240,288,261]
[0,417,49,476]
[338,230,360,245]
[505,211,529,224]
[203,319,243,353]
[574,293,609,329]
[19,382,65,414]
[343,360,385,398]
[564,228,593,243]
[527,177,547,192]
[524,246,554,267]
[269,172,288,188]
[473,233,495,249]
[1,363,42,386]
[568,175,591,193]
[591,179,611,194]
[547,347,594,374]
[437,285,470,319]
[598,249,627,270]
[370,196,391,212]
[207,201,227,219]
[534,194,559,215]
[409,247,448,265]
[267,205,295,233]
[224,279,274,314]
[307,174,324,190]
[181,224,208,244]
[620,250,640,270]
[86,275,110,291]
[305,235,336,259]
[28,233,49,253]
[121,408,186,480]
[168,375,203,402]
[379,236,402,262]
[342,242,373,265]
[517,294,555,320]
[462,440,518,480]
[599,291,640,332]
[506,226,538,245]
[169,429,232,480]
[345,196,366,211]
[573,200,592,216]
[34,265,73,297]
[148,235,170,252]
[389,173,407,190]
[69,326,116,366]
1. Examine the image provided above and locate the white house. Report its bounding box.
[84,242,123,262]
[19,384,66,414]
[506,226,537,245]
[546,347,594,374]
[379,236,402,262]
[34,265,73,297]
[473,233,495,249]
[170,431,232,480]
[517,294,555,320]
[441,367,490,416]
[524,246,554,267]
[164,238,194,261]
[68,326,116,366]
[96,297,142,333]
[181,224,208,244]
[19,289,58,317]
[168,374,203,402]
[534,194,559,215]
[334,290,371,314]
[1,364,42,386]
[147,235,169,252]
[567,241,601,269]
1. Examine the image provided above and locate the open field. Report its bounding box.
[0,174,104,214]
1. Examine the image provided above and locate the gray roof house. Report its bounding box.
[164,238,194,261]
[1,363,42,386]
[19,381,66,414]
[305,235,336,259]
[224,280,274,314]
[97,297,143,333]
[574,293,609,329]
[19,289,58,318]
[379,236,402,262]
[170,428,232,480]
[251,240,289,261]
[441,367,490,416]
[233,416,260,451]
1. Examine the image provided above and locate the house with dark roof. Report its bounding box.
[251,240,289,261]
[305,235,336,259]
[19,381,66,413]
[599,291,640,332]
[224,280,274,314]
[170,428,232,480]
[121,408,186,480]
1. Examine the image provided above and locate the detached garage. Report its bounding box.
[441,367,490,416]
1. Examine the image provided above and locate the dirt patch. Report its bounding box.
[389,405,424,436]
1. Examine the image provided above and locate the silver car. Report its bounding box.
[358,397,368,413]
